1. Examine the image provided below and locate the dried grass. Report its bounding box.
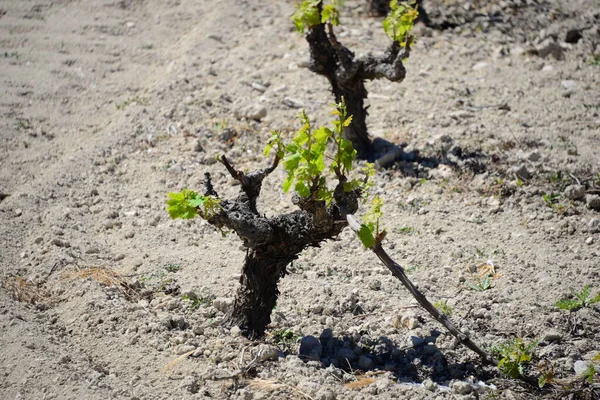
[344,376,377,389]
[3,276,49,307]
[61,266,143,302]
[246,378,315,400]
[161,350,196,373]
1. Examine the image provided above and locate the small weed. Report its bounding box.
[542,193,563,210]
[516,177,523,188]
[405,266,417,273]
[214,120,228,132]
[433,300,452,317]
[182,293,215,309]
[141,44,154,49]
[579,353,600,383]
[590,55,600,66]
[490,338,538,379]
[139,266,180,293]
[165,263,181,273]
[16,118,32,130]
[1,51,19,59]
[556,285,600,311]
[115,95,148,110]
[467,275,492,292]
[271,329,301,351]
[419,177,427,185]
[396,226,416,235]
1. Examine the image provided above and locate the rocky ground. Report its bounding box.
[1,0,599,399]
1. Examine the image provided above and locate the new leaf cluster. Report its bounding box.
[166,189,221,220]
[269,98,363,204]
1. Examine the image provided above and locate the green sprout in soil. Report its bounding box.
[579,353,600,383]
[491,338,538,379]
[182,293,215,309]
[433,300,452,317]
[556,285,600,311]
[467,275,492,292]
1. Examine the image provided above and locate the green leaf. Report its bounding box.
[283,152,302,172]
[358,224,376,248]
[581,365,595,383]
[590,292,600,304]
[538,374,547,388]
[556,298,581,311]
[383,0,419,47]
[577,285,591,303]
[166,189,199,220]
[295,181,311,197]
[282,174,295,193]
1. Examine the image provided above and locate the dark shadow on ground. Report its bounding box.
[296,328,493,383]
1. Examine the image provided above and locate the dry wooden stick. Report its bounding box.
[346,215,498,367]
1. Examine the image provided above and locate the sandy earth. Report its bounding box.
[1,0,599,399]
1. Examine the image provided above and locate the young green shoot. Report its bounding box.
[166,189,222,220]
[491,338,538,379]
[466,275,492,292]
[556,285,600,311]
[382,0,419,48]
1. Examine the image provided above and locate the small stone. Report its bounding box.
[588,218,599,233]
[507,165,531,180]
[217,128,236,143]
[400,313,419,330]
[541,64,554,72]
[564,185,586,201]
[567,147,578,155]
[299,336,322,360]
[527,151,541,162]
[449,110,474,120]
[542,329,562,342]
[537,41,564,60]
[14,208,22,216]
[180,375,199,394]
[50,238,70,247]
[251,82,268,93]
[574,360,589,376]
[191,347,204,357]
[561,80,577,91]
[422,378,438,392]
[167,164,183,174]
[125,231,135,239]
[113,254,126,261]
[585,237,594,245]
[212,297,233,313]
[234,103,267,121]
[586,195,600,211]
[452,381,473,395]
[305,271,318,280]
[472,62,488,71]
[283,97,304,108]
[194,140,204,152]
[368,280,382,291]
[256,344,279,362]
[230,326,241,336]
[175,345,197,355]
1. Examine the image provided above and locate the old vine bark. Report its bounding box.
[204,156,360,339]
[305,2,411,161]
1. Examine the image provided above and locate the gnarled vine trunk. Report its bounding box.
[205,156,359,338]
[305,2,411,161]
